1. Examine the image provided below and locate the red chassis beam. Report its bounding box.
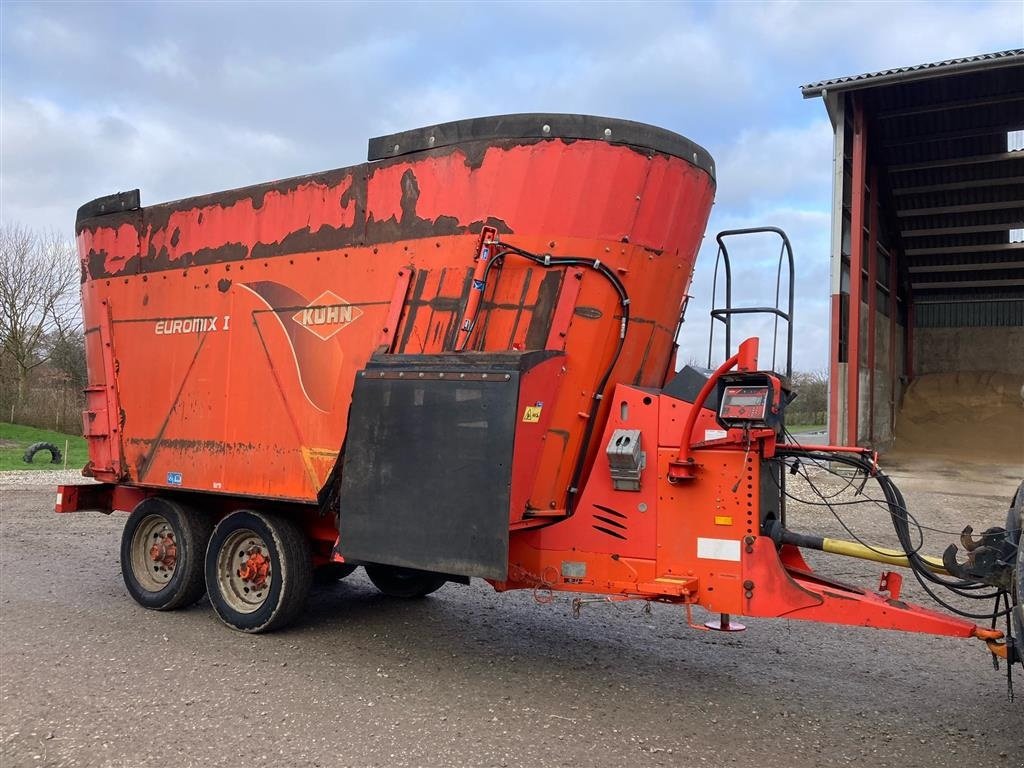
[56,483,144,515]
[744,538,995,639]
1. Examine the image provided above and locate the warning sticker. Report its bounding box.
[697,537,741,562]
[522,404,543,423]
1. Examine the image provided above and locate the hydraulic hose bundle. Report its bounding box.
[771,440,1022,693]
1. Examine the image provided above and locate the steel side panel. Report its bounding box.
[509,356,566,521]
[524,385,660,559]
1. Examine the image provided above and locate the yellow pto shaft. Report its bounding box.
[819,537,949,576]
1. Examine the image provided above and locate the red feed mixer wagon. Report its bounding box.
[59,114,1022,681]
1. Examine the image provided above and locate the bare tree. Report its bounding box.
[0,223,81,406]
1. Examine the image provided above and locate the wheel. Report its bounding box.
[23,441,62,465]
[205,510,312,633]
[313,562,357,585]
[120,497,212,610]
[364,564,447,598]
[1007,481,1024,659]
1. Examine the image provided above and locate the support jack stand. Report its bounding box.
[705,613,746,632]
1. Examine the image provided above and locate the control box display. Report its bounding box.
[718,385,770,424]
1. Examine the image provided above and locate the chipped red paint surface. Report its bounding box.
[77,222,139,274]
[83,178,358,277]
[142,178,358,268]
[78,141,712,283]
[366,144,704,251]
[76,131,715,507]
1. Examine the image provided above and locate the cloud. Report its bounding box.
[1,0,1020,370]
[0,96,302,228]
[718,0,1023,83]
[129,40,193,81]
[10,12,91,59]
[713,119,834,210]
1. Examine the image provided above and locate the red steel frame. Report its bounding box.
[827,292,842,445]
[497,338,999,646]
[906,285,916,381]
[845,94,867,447]
[866,166,878,442]
[888,238,898,435]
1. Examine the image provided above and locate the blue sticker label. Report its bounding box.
[167,471,183,486]
[472,279,485,291]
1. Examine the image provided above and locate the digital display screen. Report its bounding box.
[725,395,765,406]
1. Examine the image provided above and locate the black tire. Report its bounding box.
[313,562,357,585]
[364,564,447,598]
[1007,481,1024,660]
[23,441,62,465]
[205,510,312,633]
[120,497,212,611]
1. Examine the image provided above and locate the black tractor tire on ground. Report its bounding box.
[23,441,62,465]
[364,564,447,599]
[1007,481,1024,660]
[205,510,312,633]
[120,497,213,611]
[313,562,357,585]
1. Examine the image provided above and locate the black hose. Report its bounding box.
[775,445,1013,620]
[465,241,632,514]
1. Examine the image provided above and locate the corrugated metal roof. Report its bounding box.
[915,297,1023,327]
[815,48,1024,339]
[801,49,1024,98]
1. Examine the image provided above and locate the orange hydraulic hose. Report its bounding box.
[668,352,740,480]
[455,227,497,351]
[669,337,760,480]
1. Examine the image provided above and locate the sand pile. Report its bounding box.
[892,371,1024,464]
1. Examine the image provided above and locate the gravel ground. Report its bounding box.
[0,470,95,490]
[1,459,1022,768]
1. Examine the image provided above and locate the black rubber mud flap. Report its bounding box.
[337,351,557,581]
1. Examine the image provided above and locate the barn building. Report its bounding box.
[802,50,1024,458]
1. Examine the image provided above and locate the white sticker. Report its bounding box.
[697,537,741,562]
[55,492,63,507]
[704,429,728,442]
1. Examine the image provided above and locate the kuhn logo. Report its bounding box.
[292,291,363,340]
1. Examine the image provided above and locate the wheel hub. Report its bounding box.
[237,547,270,589]
[130,514,178,591]
[217,529,273,613]
[149,533,177,570]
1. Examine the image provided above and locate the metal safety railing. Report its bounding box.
[707,227,795,380]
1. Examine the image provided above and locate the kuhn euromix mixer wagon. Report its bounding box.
[58,114,1021,680]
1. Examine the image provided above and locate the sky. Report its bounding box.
[2,0,1022,371]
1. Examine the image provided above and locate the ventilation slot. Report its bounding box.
[593,504,627,519]
[592,525,627,540]
[593,514,626,530]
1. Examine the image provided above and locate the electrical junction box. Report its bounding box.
[606,429,645,491]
